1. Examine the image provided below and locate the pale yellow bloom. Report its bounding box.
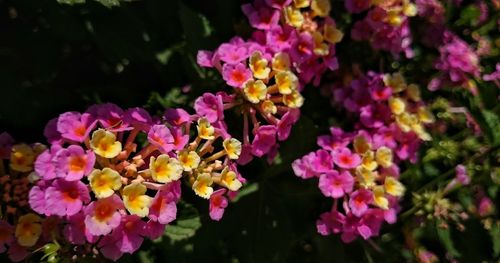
[293,0,310,8]
[197,118,215,140]
[10,144,35,172]
[323,24,343,44]
[275,71,298,95]
[192,173,213,199]
[375,147,393,168]
[283,90,305,108]
[219,168,242,191]
[243,79,267,104]
[356,167,377,188]
[312,32,329,56]
[373,186,389,210]
[272,52,291,72]
[223,138,242,160]
[178,150,200,172]
[88,168,122,199]
[249,51,271,79]
[311,0,331,17]
[90,129,122,158]
[123,183,152,217]
[361,151,378,171]
[389,97,406,115]
[353,135,371,154]
[150,154,183,183]
[284,6,304,27]
[261,100,277,115]
[15,213,42,247]
[384,176,405,197]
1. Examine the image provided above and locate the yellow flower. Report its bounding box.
[323,24,343,44]
[243,79,267,104]
[311,0,331,17]
[197,118,215,140]
[283,90,304,108]
[384,177,405,197]
[10,144,35,172]
[353,135,371,154]
[150,154,183,183]
[389,97,406,115]
[272,52,290,72]
[373,186,389,210]
[219,168,242,191]
[361,151,378,171]
[223,138,242,160]
[283,6,304,27]
[384,73,406,93]
[375,147,393,168]
[417,106,435,124]
[406,84,421,101]
[403,1,417,16]
[275,71,298,95]
[411,123,432,141]
[123,183,152,217]
[312,31,329,56]
[261,100,277,115]
[88,168,122,199]
[293,0,310,8]
[192,173,213,199]
[395,112,417,133]
[90,129,122,158]
[356,167,377,188]
[249,51,270,79]
[15,213,42,247]
[178,150,200,172]
[387,11,402,26]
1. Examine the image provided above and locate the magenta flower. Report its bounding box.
[318,171,354,198]
[45,179,90,216]
[56,111,96,143]
[99,215,146,257]
[332,147,361,169]
[316,211,345,236]
[348,190,373,217]
[264,0,292,9]
[0,220,13,253]
[144,220,166,240]
[90,103,130,132]
[194,93,224,123]
[292,152,318,179]
[43,118,63,145]
[242,3,280,30]
[291,32,314,63]
[171,127,189,151]
[276,109,300,141]
[84,194,124,236]
[7,241,29,262]
[148,125,174,153]
[55,145,95,181]
[124,107,153,131]
[64,212,98,245]
[265,26,295,52]
[209,189,228,221]
[164,108,191,127]
[29,181,49,215]
[251,125,277,157]
[222,63,252,88]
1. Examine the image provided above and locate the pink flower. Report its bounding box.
[99,215,146,258]
[369,84,392,101]
[266,26,295,52]
[310,150,333,174]
[291,32,314,63]
[171,127,189,151]
[292,152,318,179]
[55,145,95,181]
[0,220,13,253]
[148,125,174,153]
[319,171,354,198]
[345,0,371,13]
[478,196,494,217]
[148,183,179,224]
[144,220,166,240]
[242,3,280,30]
[45,179,90,216]
[237,144,254,165]
[316,211,345,236]
[209,189,228,221]
[251,125,277,157]
[332,147,361,169]
[124,107,153,131]
[348,190,373,217]
[164,108,191,126]
[265,0,292,9]
[29,181,49,215]
[84,194,124,236]
[455,165,470,185]
[197,50,214,68]
[7,241,29,262]
[34,145,62,180]
[64,212,98,245]
[43,118,63,145]
[194,93,224,123]
[56,111,96,143]
[222,63,252,88]
[277,109,300,141]
[217,43,248,64]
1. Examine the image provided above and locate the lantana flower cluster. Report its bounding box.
[26,104,244,260]
[196,0,343,164]
[346,0,417,57]
[293,71,434,242]
[428,31,481,94]
[0,133,54,262]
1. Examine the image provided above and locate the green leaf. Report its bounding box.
[231,183,259,203]
[164,202,202,242]
[95,0,120,8]
[457,5,480,26]
[436,221,461,258]
[57,0,85,5]
[490,223,500,257]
